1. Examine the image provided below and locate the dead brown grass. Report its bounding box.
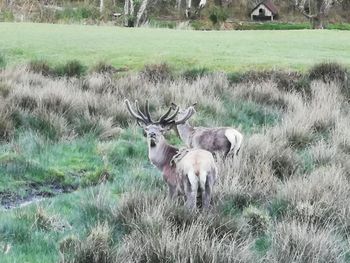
[1,65,350,262]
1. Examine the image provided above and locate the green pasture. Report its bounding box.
[0,22,350,71]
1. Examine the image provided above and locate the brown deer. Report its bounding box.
[171,103,243,159]
[125,100,217,209]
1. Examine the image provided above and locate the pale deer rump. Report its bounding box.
[190,127,243,156]
[174,149,217,209]
[175,148,217,189]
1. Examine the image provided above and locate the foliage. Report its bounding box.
[0,54,6,68]
[208,6,228,25]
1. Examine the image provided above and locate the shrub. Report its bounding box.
[208,6,228,25]
[309,62,347,83]
[28,60,53,76]
[182,67,210,81]
[90,62,118,74]
[56,5,100,22]
[141,63,173,83]
[0,82,10,98]
[232,70,311,97]
[2,10,14,22]
[0,54,6,68]
[56,60,86,77]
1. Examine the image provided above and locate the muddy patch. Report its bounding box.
[0,184,77,210]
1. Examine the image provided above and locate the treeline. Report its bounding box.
[0,0,350,25]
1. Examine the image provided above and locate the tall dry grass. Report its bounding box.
[1,64,349,262]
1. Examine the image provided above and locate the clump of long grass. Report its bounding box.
[0,67,233,140]
[32,206,70,232]
[141,63,173,83]
[113,189,254,262]
[60,222,113,263]
[266,221,347,262]
[277,165,350,230]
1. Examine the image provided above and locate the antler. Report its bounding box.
[125,99,150,125]
[175,107,195,125]
[125,99,183,127]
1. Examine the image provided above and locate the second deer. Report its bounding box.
[171,103,243,159]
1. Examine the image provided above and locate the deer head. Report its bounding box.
[171,103,197,124]
[125,100,195,147]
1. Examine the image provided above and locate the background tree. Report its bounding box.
[294,0,343,29]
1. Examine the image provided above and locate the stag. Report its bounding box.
[125,100,217,209]
[171,103,243,159]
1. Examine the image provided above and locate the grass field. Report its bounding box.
[1,63,350,262]
[1,22,350,71]
[1,23,350,262]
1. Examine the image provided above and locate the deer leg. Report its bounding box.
[185,172,198,210]
[202,174,212,209]
[223,141,232,159]
[168,184,177,200]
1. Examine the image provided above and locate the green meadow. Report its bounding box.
[1,22,350,71]
[0,23,350,262]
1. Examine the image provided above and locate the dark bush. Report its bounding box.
[271,148,299,180]
[231,70,311,96]
[208,6,228,25]
[28,60,53,76]
[0,54,6,68]
[0,83,11,98]
[182,67,210,81]
[90,62,118,74]
[309,62,350,100]
[56,60,86,77]
[141,63,173,82]
[309,62,347,83]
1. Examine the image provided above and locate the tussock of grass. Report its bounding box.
[60,222,113,263]
[0,54,6,68]
[141,63,173,83]
[266,221,347,262]
[90,62,119,74]
[33,207,70,232]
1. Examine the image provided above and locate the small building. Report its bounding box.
[250,0,278,21]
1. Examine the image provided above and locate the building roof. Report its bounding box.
[251,0,278,15]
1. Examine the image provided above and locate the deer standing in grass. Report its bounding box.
[171,103,243,159]
[125,100,217,209]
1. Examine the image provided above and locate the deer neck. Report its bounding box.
[148,139,178,171]
[176,122,194,147]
